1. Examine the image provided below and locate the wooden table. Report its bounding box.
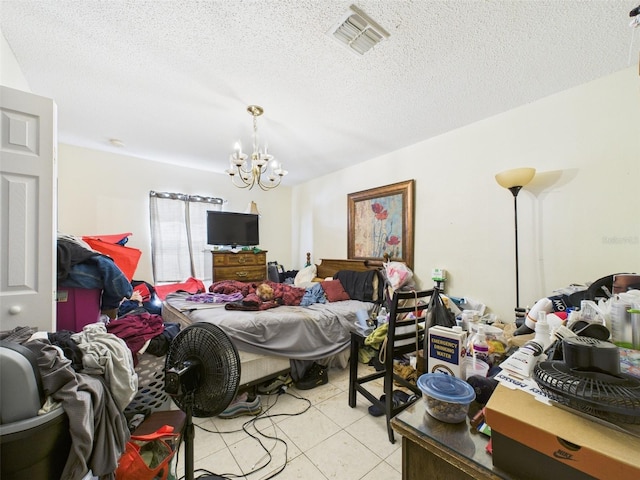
[391,401,513,480]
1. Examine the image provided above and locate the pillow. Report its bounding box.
[321,279,350,302]
[294,264,317,287]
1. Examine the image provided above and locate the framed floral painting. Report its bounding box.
[347,180,415,268]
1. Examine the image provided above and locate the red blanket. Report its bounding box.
[210,280,306,307]
[155,277,205,300]
[224,293,280,311]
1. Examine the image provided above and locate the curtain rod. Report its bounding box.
[149,191,224,204]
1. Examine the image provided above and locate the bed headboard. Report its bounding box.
[314,254,390,279]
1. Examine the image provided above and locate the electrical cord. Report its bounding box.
[181,389,312,480]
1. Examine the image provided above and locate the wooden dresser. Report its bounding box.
[211,250,267,282]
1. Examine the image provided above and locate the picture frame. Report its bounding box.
[347,180,415,268]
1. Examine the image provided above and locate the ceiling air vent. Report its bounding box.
[327,5,389,55]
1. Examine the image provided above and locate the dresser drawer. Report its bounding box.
[214,265,266,282]
[213,252,266,267]
[211,251,267,282]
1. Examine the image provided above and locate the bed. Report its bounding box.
[161,257,386,387]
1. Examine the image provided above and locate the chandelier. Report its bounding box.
[226,105,288,190]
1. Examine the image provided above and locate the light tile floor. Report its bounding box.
[174,363,403,480]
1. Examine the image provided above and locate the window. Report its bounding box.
[149,191,223,283]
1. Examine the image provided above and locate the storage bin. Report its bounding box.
[125,353,171,416]
[417,373,476,423]
[56,287,101,332]
[1,342,72,480]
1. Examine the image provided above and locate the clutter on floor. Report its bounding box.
[368,390,417,417]
[218,392,262,419]
[294,362,328,390]
[257,373,293,394]
[350,268,640,476]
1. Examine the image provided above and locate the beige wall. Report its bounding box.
[57,145,293,281]
[293,67,640,322]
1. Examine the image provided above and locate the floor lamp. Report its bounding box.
[495,167,536,312]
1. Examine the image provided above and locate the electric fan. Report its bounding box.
[165,322,241,480]
[533,336,640,425]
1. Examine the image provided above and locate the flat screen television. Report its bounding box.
[206,211,259,247]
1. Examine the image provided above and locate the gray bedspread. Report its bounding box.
[164,292,374,360]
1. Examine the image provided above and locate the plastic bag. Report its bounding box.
[115,425,179,480]
[383,261,413,290]
[83,233,142,281]
[425,288,456,330]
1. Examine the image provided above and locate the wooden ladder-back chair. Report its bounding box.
[348,288,434,443]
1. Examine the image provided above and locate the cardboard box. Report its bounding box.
[485,385,640,480]
[56,287,101,332]
[490,431,595,480]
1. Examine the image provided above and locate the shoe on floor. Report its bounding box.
[368,390,415,417]
[294,362,328,390]
[368,395,387,417]
[257,374,293,394]
[218,393,262,419]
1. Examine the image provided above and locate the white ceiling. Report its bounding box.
[1,1,638,186]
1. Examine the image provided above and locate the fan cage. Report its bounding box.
[166,323,240,418]
[534,363,640,425]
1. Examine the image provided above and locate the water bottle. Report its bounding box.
[534,311,552,351]
[377,306,388,326]
[461,310,476,331]
[471,324,489,364]
[630,306,640,349]
[610,297,633,347]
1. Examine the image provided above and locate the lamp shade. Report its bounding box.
[245,201,260,215]
[495,168,536,189]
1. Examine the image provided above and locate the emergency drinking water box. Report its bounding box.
[427,325,467,378]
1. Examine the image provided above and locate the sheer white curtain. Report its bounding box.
[149,191,223,283]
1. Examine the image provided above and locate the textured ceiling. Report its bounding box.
[1,1,638,186]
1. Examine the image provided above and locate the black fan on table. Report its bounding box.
[533,336,640,425]
[165,322,241,480]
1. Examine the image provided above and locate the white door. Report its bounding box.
[0,86,57,332]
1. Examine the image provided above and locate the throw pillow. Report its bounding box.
[294,264,317,287]
[321,279,350,302]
